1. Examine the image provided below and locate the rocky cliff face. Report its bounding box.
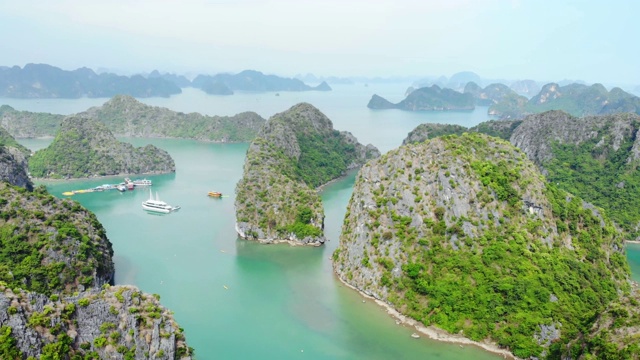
[0,284,192,359]
[0,182,114,295]
[0,126,32,190]
[0,146,32,190]
[510,110,640,237]
[510,111,640,168]
[334,133,629,358]
[28,116,175,179]
[235,103,379,245]
[469,119,523,140]
[0,169,192,358]
[80,95,265,142]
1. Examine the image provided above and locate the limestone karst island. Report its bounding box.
[1,5,640,356]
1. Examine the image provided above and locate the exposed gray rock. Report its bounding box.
[510,111,640,166]
[0,285,192,359]
[534,323,561,347]
[235,103,379,246]
[0,146,32,190]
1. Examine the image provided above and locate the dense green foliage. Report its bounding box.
[28,116,174,179]
[336,133,630,358]
[544,131,640,237]
[0,184,113,295]
[82,95,265,142]
[282,206,322,238]
[574,290,640,359]
[294,130,358,188]
[0,326,22,359]
[236,103,377,242]
[0,125,30,155]
[0,105,64,138]
[29,128,114,178]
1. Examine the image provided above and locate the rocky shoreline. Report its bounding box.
[334,273,519,360]
[234,223,324,246]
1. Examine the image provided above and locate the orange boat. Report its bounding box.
[208,191,222,198]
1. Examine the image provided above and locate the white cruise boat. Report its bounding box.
[142,190,180,213]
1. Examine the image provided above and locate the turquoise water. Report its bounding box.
[10,86,640,359]
[36,139,499,360]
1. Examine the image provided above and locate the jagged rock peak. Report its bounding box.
[235,102,379,246]
[334,132,629,358]
[510,110,640,165]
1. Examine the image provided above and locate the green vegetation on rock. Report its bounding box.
[402,123,467,145]
[334,133,630,358]
[235,103,379,245]
[368,85,475,111]
[0,183,114,295]
[28,115,175,179]
[401,120,523,147]
[463,82,518,106]
[490,82,640,119]
[0,104,64,138]
[572,287,640,359]
[468,119,522,140]
[0,126,33,190]
[0,284,193,358]
[511,110,640,238]
[79,94,265,142]
[0,164,193,357]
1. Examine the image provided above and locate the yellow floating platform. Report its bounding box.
[62,192,74,196]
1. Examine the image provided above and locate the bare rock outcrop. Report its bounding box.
[0,285,192,359]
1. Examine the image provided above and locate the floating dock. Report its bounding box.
[62,178,151,196]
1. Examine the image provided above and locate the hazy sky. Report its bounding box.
[1,0,638,85]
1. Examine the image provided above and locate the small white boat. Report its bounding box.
[411,333,420,339]
[125,177,152,186]
[142,190,179,213]
[134,179,152,186]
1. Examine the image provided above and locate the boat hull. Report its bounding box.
[142,203,172,213]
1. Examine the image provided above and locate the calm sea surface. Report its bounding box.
[7,84,640,359]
